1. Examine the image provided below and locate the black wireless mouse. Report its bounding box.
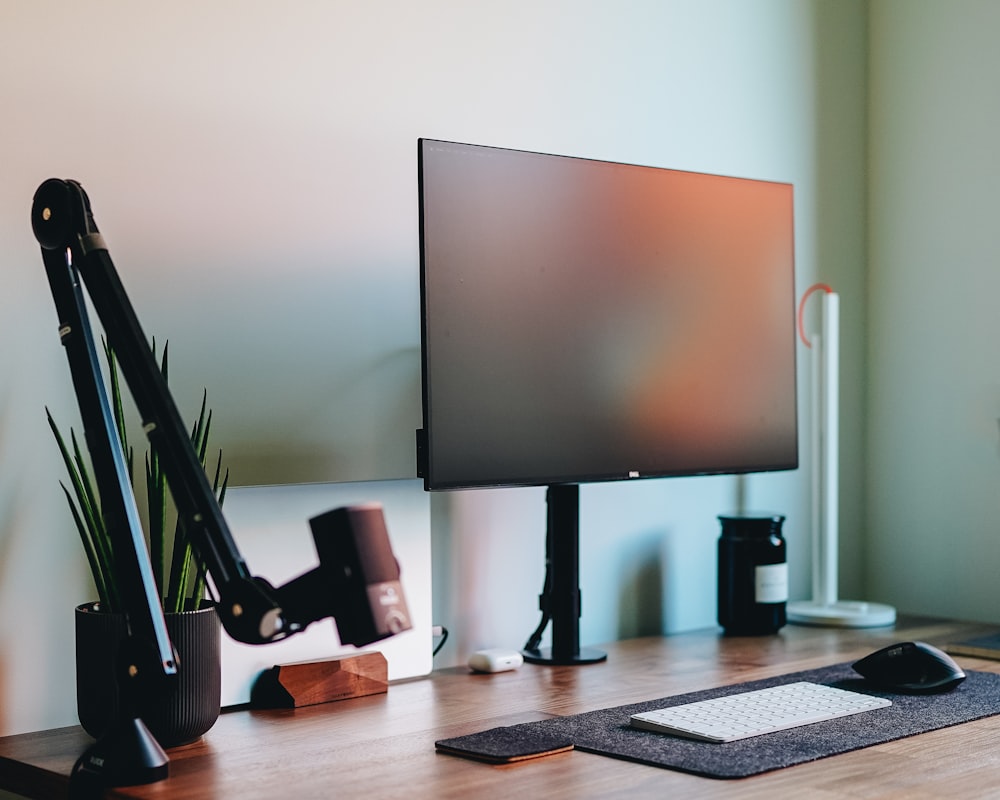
[852,641,966,693]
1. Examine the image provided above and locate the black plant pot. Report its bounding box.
[75,601,222,747]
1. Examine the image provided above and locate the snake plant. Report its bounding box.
[47,340,228,613]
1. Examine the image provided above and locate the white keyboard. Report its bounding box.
[630,681,891,743]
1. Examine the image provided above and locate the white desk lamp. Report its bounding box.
[787,285,895,628]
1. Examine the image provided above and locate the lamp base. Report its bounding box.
[787,600,896,628]
[71,715,168,790]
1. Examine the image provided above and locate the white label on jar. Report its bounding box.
[755,563,788,604]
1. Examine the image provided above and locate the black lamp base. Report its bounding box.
[71,716,168,791]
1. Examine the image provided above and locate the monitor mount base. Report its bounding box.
[522,646,607,666]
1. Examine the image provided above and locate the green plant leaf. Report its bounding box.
[68,429,113,569]
[146,449,166,597]
[50,338,227,613]
[165,518,193,614]
[190,391,210,463]
[61,483,113,608]
[104,339,134,484]
[159,339,169,383]
[47,409,119,611]
[192,464,229,610]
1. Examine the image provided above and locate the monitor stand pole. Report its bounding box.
[523,484,607,666]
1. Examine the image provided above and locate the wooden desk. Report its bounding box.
[3,616,1000,799]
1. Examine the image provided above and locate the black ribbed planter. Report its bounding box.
[75,601,221,747]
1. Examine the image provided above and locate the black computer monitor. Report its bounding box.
[416,138,798,663]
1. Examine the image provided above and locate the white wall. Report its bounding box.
[0,1,867,735]
[867,1,1000,621]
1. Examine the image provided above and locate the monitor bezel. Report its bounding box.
[416,137,799,492]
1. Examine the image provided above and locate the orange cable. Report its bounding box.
[797,283,834,348]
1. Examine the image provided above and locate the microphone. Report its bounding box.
[310,504,413,646]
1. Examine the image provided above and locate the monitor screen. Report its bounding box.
[417,138,797,491]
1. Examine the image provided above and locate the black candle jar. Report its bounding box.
[717,513,787,635]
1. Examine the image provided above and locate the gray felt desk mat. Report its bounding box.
[436,663,1000,778]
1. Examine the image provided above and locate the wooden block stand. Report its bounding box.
[250,652,388,708]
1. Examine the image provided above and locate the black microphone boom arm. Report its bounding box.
[33,178,412,789]
[32,178,393,650]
